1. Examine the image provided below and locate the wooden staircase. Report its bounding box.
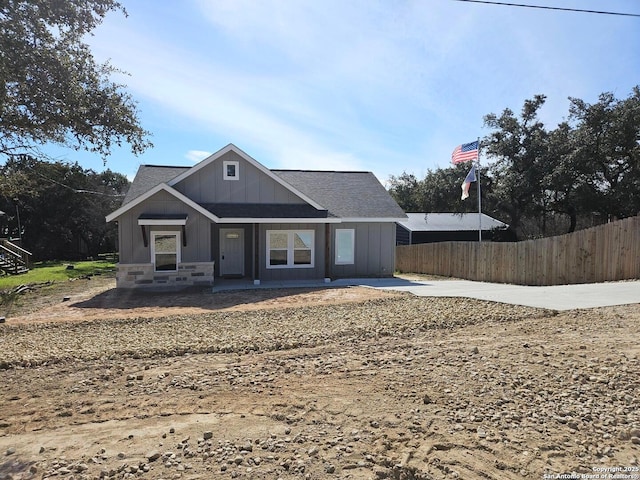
[0,239,32,275]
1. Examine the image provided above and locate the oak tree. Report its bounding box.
[0,0,151,161]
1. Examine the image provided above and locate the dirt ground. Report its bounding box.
[3,275,397,325]
[0,275,639,480]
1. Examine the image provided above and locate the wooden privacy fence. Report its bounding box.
[395,215,640,286]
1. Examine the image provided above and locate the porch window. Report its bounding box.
[151,231,181,271]
[267,230,314,268]
[335,229,355,264]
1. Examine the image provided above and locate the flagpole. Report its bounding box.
[476,137,482,242]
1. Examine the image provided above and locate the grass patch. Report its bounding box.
[0,260,116,289]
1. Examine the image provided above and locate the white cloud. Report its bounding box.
[88,16,405,178]
[185,150,212,163]
[85,0,640,182]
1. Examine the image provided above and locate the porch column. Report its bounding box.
[253,223,260,284]
[324,223,331,279]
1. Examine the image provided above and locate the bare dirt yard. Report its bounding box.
[0,274,638,480]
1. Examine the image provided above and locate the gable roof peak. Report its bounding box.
[167,144,326,210]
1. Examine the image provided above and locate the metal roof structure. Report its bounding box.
[398,212,508,232]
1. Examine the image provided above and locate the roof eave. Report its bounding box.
[105,183,221,223]
[340,217,408,223]
[217,217,342,224]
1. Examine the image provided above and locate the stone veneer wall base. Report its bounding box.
[116,262,215,289]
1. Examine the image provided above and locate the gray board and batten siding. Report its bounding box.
[172,150,309,206]
[330,222,397,278]
[117,189,211,265]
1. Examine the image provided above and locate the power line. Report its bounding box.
[452,0,640,18]
[33,171,126,197]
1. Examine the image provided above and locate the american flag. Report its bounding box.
[451,140,479,164]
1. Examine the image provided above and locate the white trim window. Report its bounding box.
[335,229,355,265]
[223,160,239,180]
[267,230,314,268]
[151,231,181,272]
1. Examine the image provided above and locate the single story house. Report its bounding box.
[106,144,407,288]
[396,212,514,245]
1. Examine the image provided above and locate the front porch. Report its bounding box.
[212,222,329,284]
[211,275,331,292]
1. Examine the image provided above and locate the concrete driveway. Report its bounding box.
[331,277,640,311]
[213,276,640,311]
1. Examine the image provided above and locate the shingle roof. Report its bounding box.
[398,213,508,232]
[273,170,406,219]
[121,165,406,220]
[123,165,189,204]
[202,203,329,219]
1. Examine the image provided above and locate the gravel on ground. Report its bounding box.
[0,277,638,480]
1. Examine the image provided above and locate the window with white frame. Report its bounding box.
[223,160,239,180]
[151,231,181,271]
[335,229,355,264]
[267,230,314,268]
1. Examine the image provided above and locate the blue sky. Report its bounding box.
[43,0,640,184]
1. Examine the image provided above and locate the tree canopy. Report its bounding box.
[0,0,152,161]
[0,156,129,260]
[388,87,640,240]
